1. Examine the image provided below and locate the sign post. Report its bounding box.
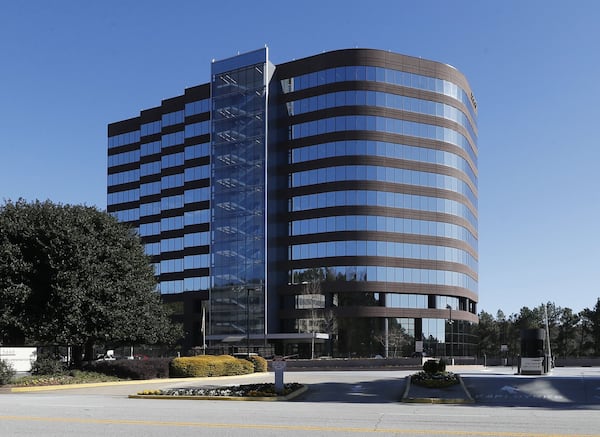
[272,356,286,394]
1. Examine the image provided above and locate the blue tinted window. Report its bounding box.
[141,141,161,156]
[108,130,140,149]
[162,110,184,127]
[140,120,161,137]
[185,99,210,116]
[185,143,210,160]
[108,149,140,168]
[162,131,184,148]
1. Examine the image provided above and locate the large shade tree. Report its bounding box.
[0,200,181,366]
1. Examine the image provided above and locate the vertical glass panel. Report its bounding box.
[210,49,267,337]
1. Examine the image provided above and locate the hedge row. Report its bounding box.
[82,355,268,380]
[169,355,254,377]
[85,358,172,380]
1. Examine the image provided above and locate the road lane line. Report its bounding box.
[0,415,598,436]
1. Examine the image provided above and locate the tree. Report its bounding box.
[0,200,181,366]
[580,298,600,355]
[475,310,499,356]
[556,307,580,357]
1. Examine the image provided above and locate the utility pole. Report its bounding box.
[446,304,453,363]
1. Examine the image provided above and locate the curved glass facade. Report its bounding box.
[108,48,479,357]
[280,49,478,357]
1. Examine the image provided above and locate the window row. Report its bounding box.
[141,140,161,156]
[291,90,476,142]
[141,161,161,176]
[290,240,477,271]
[291,215,477,252]
[184,253,210,269]
[157,255,210,274]
[185,99,210,117]
[185,142,210,160]
[141,120,161,137]
[285,64,476,122]
[291,140,477,186]
[140,162,209,182]
[139,222,160,236]
[184,209,210,226]
[185,187,211,204]
[291,165,477,207]
[108,168,140,186]
[385,293,427,309]
[290,265,478,293]
[110,208,139,223]
[185,120,210,138]
[108,130,140,149]
[162,215,184,231]
[162,131,184,148]
[162,110,184,127]
[159,231,210,252]
[107,188,139,205]
[162,152,184,168]
[138,211,209,235]
[185,165,210,182]
[162,173,184,189]
[159,277,210,294]
[141,181,161,196]
[291,190,477,229]
[291,115,477,164]
[108,149,140,168]
[140,201,161,217]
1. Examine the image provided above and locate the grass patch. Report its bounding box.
[13,370,120,387]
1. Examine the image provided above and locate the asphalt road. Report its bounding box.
[1,367,600,436]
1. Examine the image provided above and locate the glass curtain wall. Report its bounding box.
[210,49,267,337]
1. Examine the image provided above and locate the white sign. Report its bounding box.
[521,357,544,374]
[415,341,423,353]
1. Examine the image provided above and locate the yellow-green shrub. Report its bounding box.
[169,355,254,378]
[245,355,268,372]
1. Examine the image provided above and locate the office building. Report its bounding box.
[107,47,478,357]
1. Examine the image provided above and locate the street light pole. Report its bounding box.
[246,287,251,359]
[446,304,453,363]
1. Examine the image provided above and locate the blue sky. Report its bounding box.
[1,1,598,316]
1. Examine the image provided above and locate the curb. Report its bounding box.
[10,373,267,393]
[400,375,474,404]
[128,384,308,401]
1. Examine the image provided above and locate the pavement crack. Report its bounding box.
[373,413,384,431]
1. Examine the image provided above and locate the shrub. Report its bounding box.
[84,358,171,380]
[0,359,16,385]
[411,370,459,388]
[422,359,440,374]
[31,355,66,376]
[245,355,268,373]
[170,355,254,378]
[437,358,447,372]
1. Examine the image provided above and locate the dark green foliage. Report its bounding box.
[411,371,459,388]
[422,359,440,374]
[437,358,447,372]
[85,358,171,380]
[31,354,66,375]
[0,200,182,365]
[476,301,600,358]
[0,359,15,385]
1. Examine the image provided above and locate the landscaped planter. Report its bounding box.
[129,383,306,401]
